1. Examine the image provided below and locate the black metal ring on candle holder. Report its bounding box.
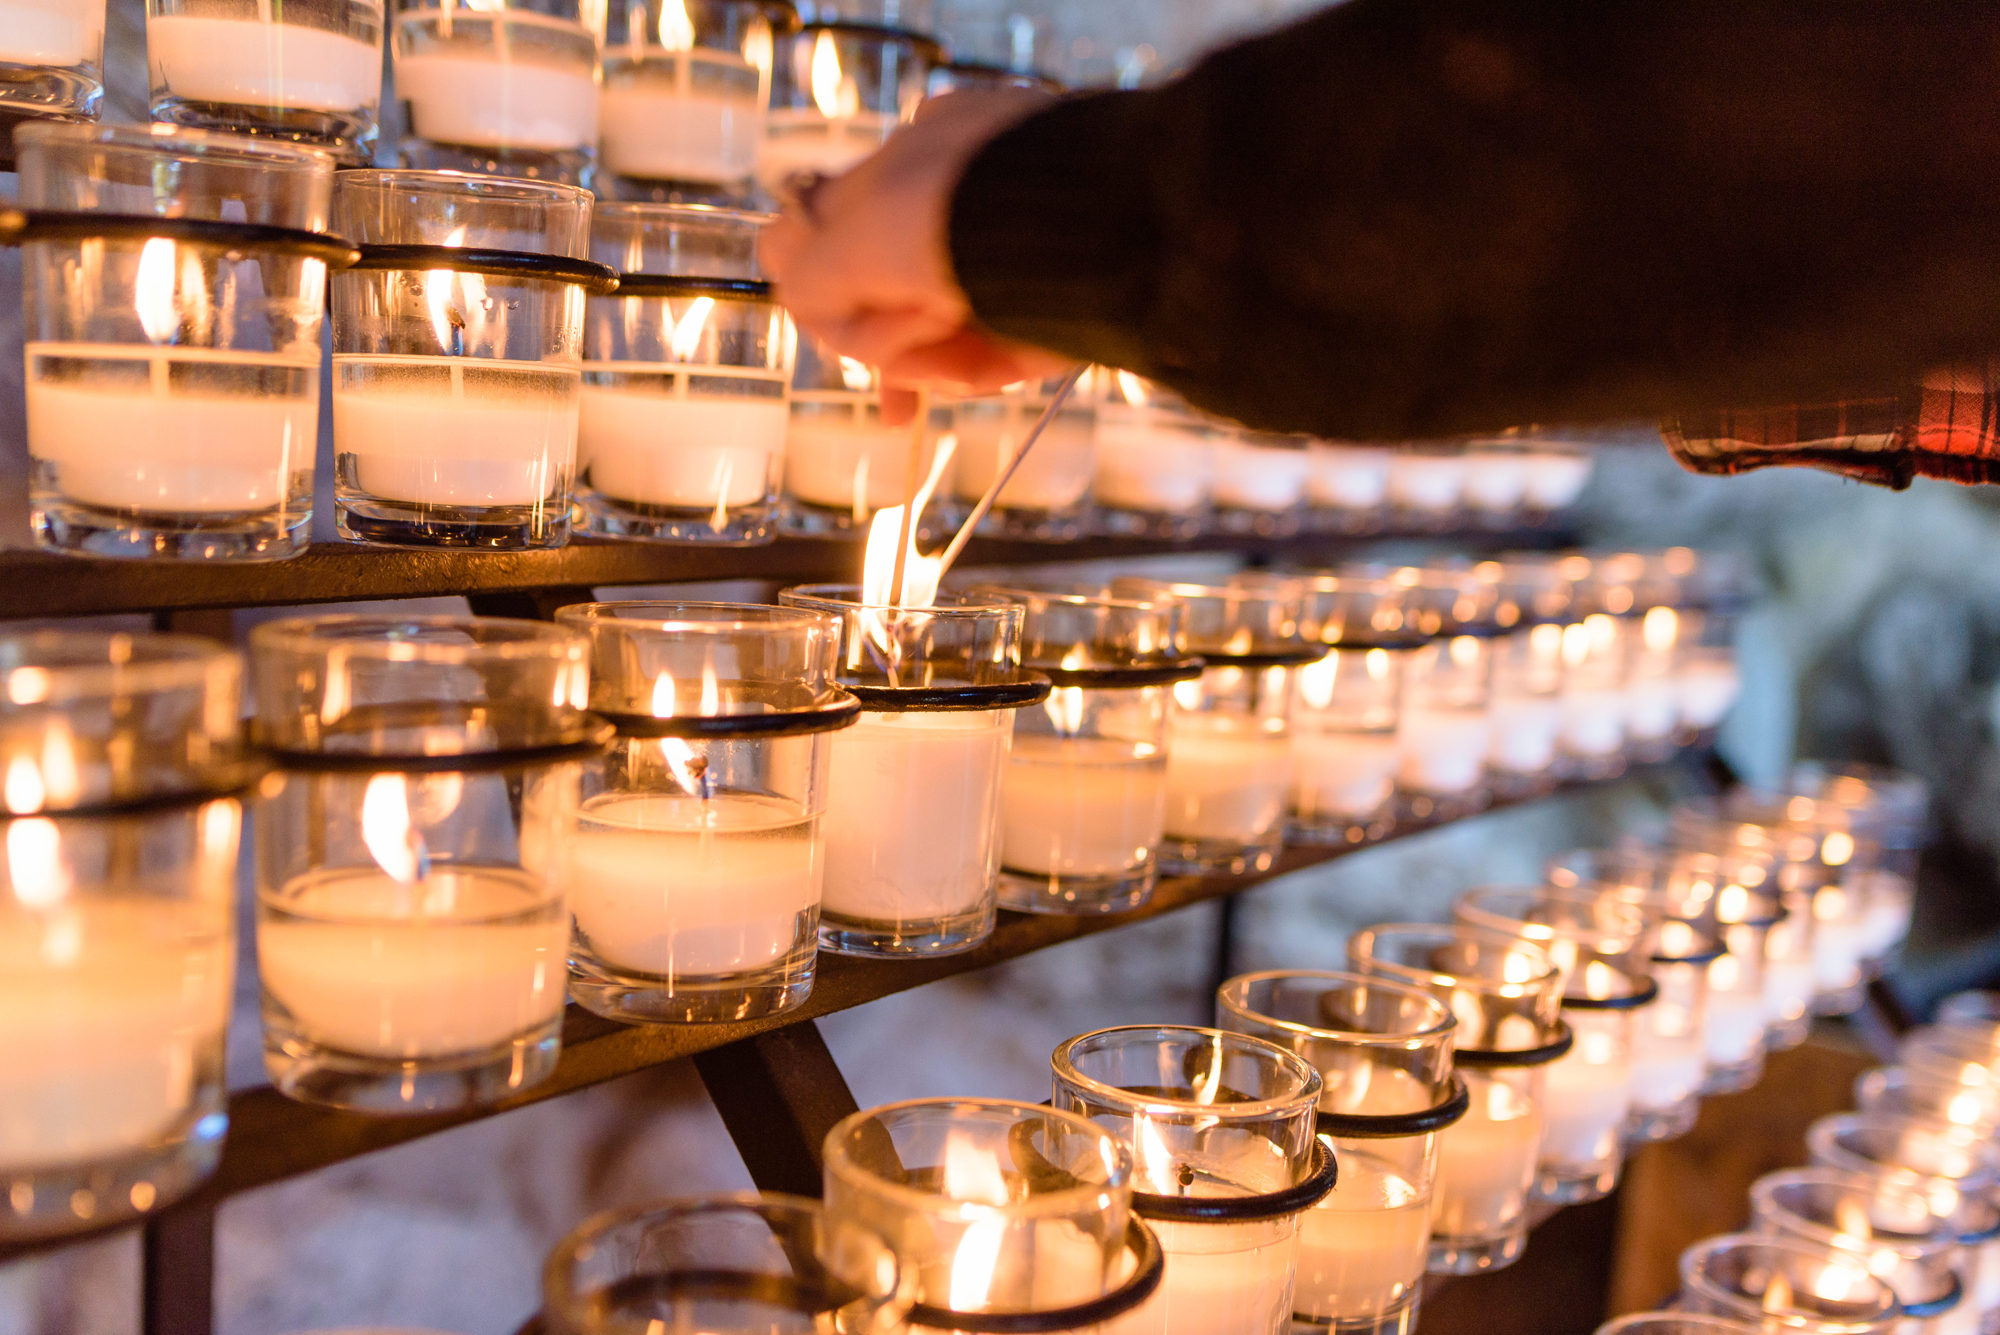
[903,1218,1164,1333]
[596,691,861,739]
[1651,942,1727,968]
[255,714,616,774]
[795,18,945,60]
[0,758,269,823]
[1315,1075,1471,1139]
[347,244,620,295]
[1314,632,1430,653]
[606,273,775,301]
[1561,976,1661,1011]
[842,671,1052,713]
[1128,1137,1338,1223]
[1450,1020,1575,1069]
[0,207,362,267]
[1187,646,1329,670]
[1899,1270,1962,1320]
[1032,657,1206,689]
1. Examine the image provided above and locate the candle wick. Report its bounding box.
[1177,1165,1194,1195]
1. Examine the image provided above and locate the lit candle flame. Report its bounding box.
[1761,1271,1794,1314]
[1298,652,1337,710]
[4,756,45,815]
[810,30,845,118]
[7,817,68,909]
[940,1134,1013,1311]
[650,674,711,798]
[1132,1114,1182,1196]
[425,226,485,357]
[135,237,179,344]
[656,0,693,50]
[1044,685,1085,736]
[1114,370,1149,408]
[361,773,430,885]
[1642,605,1679,654]
[668,296,714,361]
[837,355,874,394]
[856,435,958,665]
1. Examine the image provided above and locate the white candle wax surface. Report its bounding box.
[1559,686,1627,757]
[819,710,1009,925]
[1290,728,1399,820]
[1859,875,1913,957]
[1117,1213,1299,1335]
[335,358,580,508]
[1628,1037,1705,1111]
[1000,735,1166,878]
[148,15,379,111]
[1766,953,1817,1028]
[1460,453,1530,512]
[1625,673,1680,742]
[1539,1037,1633,1166]
[578,380,783,510]
[1210,440,1309,512]
[397,51,599,151]
[28,344,316,513]
[567,792,819,977]
[784,409,931,512]
[1676,661,1742,728]
[1704,986,1768,1065]
[1,0,100,65]
[950,408,1095,512]
[0,901,231,1168]
[1304,443,1390,510]
[1487,694,1562,774]
[1813,917,1866,995]
[1094,416,1214,513]
[1161,712,1289,843]
[599,49,762,182]
[1386,455,1464,512]
[1521,452,1592,508]
[1292,1151,1431,1324]
[1398,706,1490,795]
[757,109,895,188]
[260,866,569,1059]
[1433,1072,1543,1238]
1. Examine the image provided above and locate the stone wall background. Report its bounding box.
[7,0,2000,1329]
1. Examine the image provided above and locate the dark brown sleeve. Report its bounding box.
[948,0,2000,442]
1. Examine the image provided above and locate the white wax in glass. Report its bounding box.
[1704,983,1767,1065]
[1161,712,1289,843]
[1,0,100,65]
[819,710,1009,924]
[1292,1151,1431,1324]
[148,15,379,111]
[567,792,818,977]
[1000,735,1166,878]
[599,49,762,181]
[1813,917,1866,994]
[1486,694,1562,774]
[1559,686,1626,757]
[1521,452,1592,508]
[1304,443,1390,510]
[1628,1024,1705,1111]
[578,381,783,509]
[1290,729,1398,820]
[1625,673,1680,742]
[1676,660,1742,727]
[1460,453,1529,512]
[1765,944,1816,1029]
[398,52,599,151]
[1094,418,1214,513]
[1432,1072,1542,1237]
[1397,706,1490,794]
[260,866,569,1059]
[784,409,927,511]
[335,357,581,507]
[1859,875,1913,957]
[0,901,230,1168]
[27,344,316,512]
[1119,1213,1299,1335]
[1386,455,1464,512]
[1539,1030,1632,1166]
[951,409,1095,512]
[1210,440,1308,511]
[757,108,895,186]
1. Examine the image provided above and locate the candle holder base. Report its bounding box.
[1485,768,1560,803]
[997,863,1155,915]
[1623,1095,1699,1146]
[1393,787,1490,828]
[1,72,101,132]
[398,137,594,189]
[32,494,312,562]
[1810,981,1867,1018]
[1623,734,1677,765]
[1701,1050,1766,1096]
[0,1087,227,1244]
[942,499,1089,543]
[1286,808,1394,847]
[1302,506,1389,536]
[817,900,996,958]
[1425,1228,1527,1275]
[575,491,776,546]
[1557,749,1627,782]
[1765,1013,1811,1053]
[336,496,573,550]
[150,95,375,166]
[1211,505,1305,539]
[1531,1160,1620,1206]
[1088,505,1210,540]
[1158,829,1284,878]
[1289,1290,1421,1334]
[777,498,947,543]
[568,952,816,1025]
[1386,505,1463,533]
[262,1013,563,1113]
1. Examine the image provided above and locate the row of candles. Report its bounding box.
[396,764,1930,1335]
[3,121,1595,560]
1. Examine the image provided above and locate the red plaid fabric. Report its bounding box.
[1661,363,2000,489]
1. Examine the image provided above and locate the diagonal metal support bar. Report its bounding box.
[693,1021,861,1199]
[141,1199,217,1335]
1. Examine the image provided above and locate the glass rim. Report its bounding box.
[249,613,589,664]
[1216,967,1457,1046]
[964,583,1170,616]
[1594,1313,1794,1334]
[554,601,836,635]
[779,585,1018,618]
[823,1097,1131,1217]
[1750,1168,1956,1254]
[14,120,339,171]
[1678,1232,1900,1325]
[1809,1111,2000,1186]
[333,167,593,206]
[1346,923,1561,996]
[591,199,779,227]
[1455,885,1650,942]
[1050,1025,1323,1119]
[0,629,240,705]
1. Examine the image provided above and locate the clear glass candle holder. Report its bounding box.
[1558,611,1631,777]
[542,1192,910,1333]
[1112,579,1312,877]
[599,0,781,191]
[1677,809,1814,1051]
[1217,969,1466,1335]
[1384,446,1466,524]
[1792,761,1930,882]
[578,203,791,544]
[758,22,934,191]
[393,0,601,183]
[1721,790,1874,1018]
[1854,1067,2000,1141]
[147,0,381,163]
[549,602,853,1023]
[1677,1234,1902,1335]
[967,586,1186,916]
[1516,438,1594,512]
[1751,1168,1968,1330]
[947,374,1098,540]
[1395,633,1494,823]
[821,1099,1136,1326]
[331,170,596,549]
[777,586,1038,957]
[1050,1026,1331,1335]
[1808,1114,2000,1224]
[1210,431,1309,537]
[1594,1317,1761,1335]
[1347,924,1567,1275]
[1624,919,1719,1144]
[250,614,601,1112]
[1705,877,1784,1095]
[1482,565,1571,795]
[0,0,103,126]
[15,123,336,561]
[1458,439,1531,520]
[1091,371,1216,540]
[1624,610,1685,765]
[1283,572,1413,847]
[0,631,247,1243]
[1450,885,1650,992]
[1676,645,1743,736]
[781,340,949,537]
[1539,962,1649,1207]
[1304,442,1392,532]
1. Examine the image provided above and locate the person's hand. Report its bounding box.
[761,89,1078,423]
